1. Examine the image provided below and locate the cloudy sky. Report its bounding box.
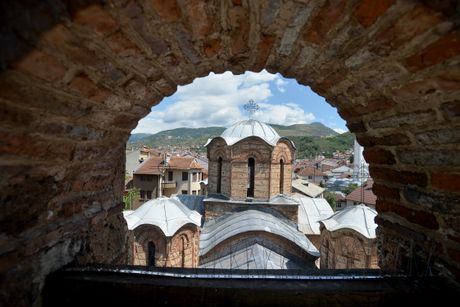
[132,70,348,134]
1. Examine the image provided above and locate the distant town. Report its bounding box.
[124,117,377,270]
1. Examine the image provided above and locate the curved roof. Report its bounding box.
[200,242,312,270]
[199,209,319,257]
[319,204,377,239]
[293,194,334,235]
[123,196,201,237]
[220,119,281,146]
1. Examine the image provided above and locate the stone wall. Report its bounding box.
[320,228,379,269]
[1,1,459,305]
[167,225,200,268]
[131,224,199,268]
[204,200,298,224]
[230,138,273,200]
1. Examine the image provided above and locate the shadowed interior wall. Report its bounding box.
[0,1,459,306]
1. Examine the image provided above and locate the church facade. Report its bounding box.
[207,119,295,201]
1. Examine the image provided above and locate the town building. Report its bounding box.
[296,166,329,185]
[292,178,325,198]
[319,204,378,269]
[133,155,204,201]
[345,179,377,209]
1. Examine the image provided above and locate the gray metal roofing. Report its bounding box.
[204,119,295,149]
[175,194,206,216]
[292,194,334,235]
[123,196,201,236]
[319,204,377,239]
[200,242,312,270]
[199,209,319,257]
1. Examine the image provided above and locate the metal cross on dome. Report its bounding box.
[243,99,260,118]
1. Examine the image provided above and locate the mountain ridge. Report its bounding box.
[129,122,338,146]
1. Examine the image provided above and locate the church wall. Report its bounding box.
[207,139,231,197]
[166,225,200,268]
[270,142,295,198]
[204,200,298,223]
[131,224,200,268]
[132,226,167,267]
[319,228,378,269]
[229,138,273,200]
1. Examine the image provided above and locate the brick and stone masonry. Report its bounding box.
[0,1,459,305]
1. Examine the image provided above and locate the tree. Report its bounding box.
[343,183,358,196]
[324,191,337,211]
[123,187,140,210]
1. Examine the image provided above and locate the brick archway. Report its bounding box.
[1,1,459,305]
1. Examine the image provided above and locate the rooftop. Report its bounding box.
[291,179,325,198]
[346,179,377,205]
[319,204,378,239]
[292,194,334,235]
[134,156,203,175]
[123,196,201,236]
[200,209,319,257]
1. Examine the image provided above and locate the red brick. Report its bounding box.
[363,148,396,165]
[357,133,411,147]
[431,173,460,193]
[447,247,460,263]
[13,50,67,82]
[229,6,250,55]
[303,0,347,44]
[405,31,460,72]
[253,35,276,71]
[346,121,367,133]
[371,5,442,56]
[41,24,73,47]
[353,0,395,27]
[69,73,111,103]
[377,200,439,230]
[441,100,460,118]
[74,4,117,34]
[185,0,213,38]
[370,166,427,187]
[204,38,221,58]
[372,183,400,202]
[339,97,396,119]
[150,0,181,22]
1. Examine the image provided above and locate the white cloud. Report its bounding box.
[333,128,347,134]
[275,78,287,92]
[254,103,315,125]
[133,70,313,134]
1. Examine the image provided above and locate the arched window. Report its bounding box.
[217,157,222,194]
[147,241,155,267]
[247,157,255,198]
[180,236,187,267]
[280,159,284,194]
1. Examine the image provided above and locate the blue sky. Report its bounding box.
[133,70,348,134]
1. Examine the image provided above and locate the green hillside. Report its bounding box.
[127,123,351,156]
[270,122,337,137]
[290,132,354,159]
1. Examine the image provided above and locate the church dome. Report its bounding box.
[220,119,280,146]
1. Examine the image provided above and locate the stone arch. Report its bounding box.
[168,224,199,268]
[271,140,294,164]
[1,1,459,304]
[132,225,167,267]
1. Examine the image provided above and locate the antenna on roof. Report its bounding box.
[243,99,259,118]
